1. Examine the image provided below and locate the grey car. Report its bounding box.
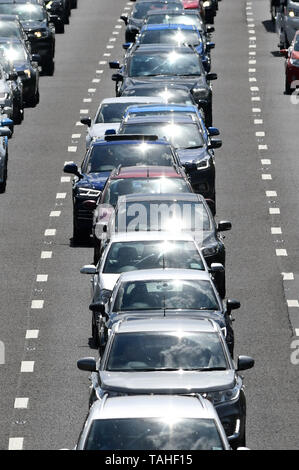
[77,318,254,448]
[276,0,299,48]
[75,392,232,450]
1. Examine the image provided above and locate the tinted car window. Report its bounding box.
[102,177,191,206]
[146,13,203,29]
[294,36,299,51]
[0,21,22,39]
[133,2,181,19]
[140,29,201,46]
[84,418,224,450]
[84,143,174,173]
[113,279,219,311]
[0,4,45,21]
[115,200,211,232]
[96,103,135,123]
[120,122,204,149]
[128,52,202,77]
[103,240,205,273]
[107,331,227,371]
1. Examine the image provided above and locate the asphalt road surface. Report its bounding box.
[0,0,298,450]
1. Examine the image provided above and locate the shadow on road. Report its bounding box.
[262,20,276,33]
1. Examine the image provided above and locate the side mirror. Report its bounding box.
[208,127,220,136]
[8,72,18,81]
[82,199,98,210]
[217,220,231,232]
[206,72,218,81]
[122,42,132,50]
[210,263,225,273]
[89,301,105,314]
[31,53,41,64]
[0,126,11,137]
[111,72,123,82]
[77,357,97,372]
[63,162,82,178]
[80,117,91,127]
[206,42,215,51]
[237,356,254,372]
[208,138,222,149]
[120,14,128,25]
[80,264,98,275]
[226,299,240,314]
[207,26,215,34]
[109,61,120,69]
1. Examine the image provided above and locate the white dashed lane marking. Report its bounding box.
[41,251,52,259]
[36,274,48,282]
[14,398,29,409]
[271,227,282,234]
[50,211,61,217]
[25,330,39,339]
[259,144,268,150]
[261,159,271,165]
[45,229,56,236]
[56,193,66,199]
[269,208,280,214]
[262,174,272,180]
[266,191,277,197]
[20,361,34,373]
[31,300,44,309]
[276,249,288,256]
[8,438,24,450]
[282,272,294,280]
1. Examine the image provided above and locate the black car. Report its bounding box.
[118,114,222,202]
[110,44,217,126]
[0,38,39,106]
[63,135,182,242]
[120,0,183,43]
[0,1,55,74]
[44,0,71,33]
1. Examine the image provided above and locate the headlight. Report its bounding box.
[203,382,241,405]
[34,31,43,38]
[289,10,295,17]
[202,243,219,257]
[197,157,210,170]
[77,187,101,197]
[290,58,299,67]
[203,1,211,7]
[24,69,31,78]
[0,92,8,101]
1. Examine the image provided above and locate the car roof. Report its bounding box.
[99,96,164,105]
[117,192,202,203]
[109,166,182,179]
[114,317,217,334]
[125,104,198,114]
[123,114,196,124]
[108,231,198,244]
[117,268,211,282]
[132,43,194,54]
[89,394,217,420]
[141,23,197,31]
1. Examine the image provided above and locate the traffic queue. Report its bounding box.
[67,0,256,451]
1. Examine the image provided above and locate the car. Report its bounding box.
[88,268,240,355]
[78,318,254,448]
[89,164,193,263]
[120,0,183,42]
[1,55,24,123]
[182,0,205,21]
[0,38,39,106]
[276,0,299,48]
[0,1,55,74]
[44,0,70,32]
[132,23,214,71]
[110,44,217,126]
[120,82,198,106]
[99,192,231,272]
[63,136,182,242]
[118,114,222,200]
[81,231,225,344]
[0,121,12,192]
[281,30,299,94]
[80,96,164,148]
[75,393,233,450]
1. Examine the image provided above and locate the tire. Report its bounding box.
[93,241,102,265]
[55,22,64,34]
[205,107,213,128]
[285,77,293,95]
[13,102,22,125]
[92,313,99,347]
[73,215,89,243]
[43,58,54,76]
[231,431,246,450]
[0,160,7,193]
[71,0,77,8]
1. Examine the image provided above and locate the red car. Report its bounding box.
[182,0,205,19]
[281,30,299,94]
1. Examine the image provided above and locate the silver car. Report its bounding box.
[75,393,232,450]
[276,0,299,48]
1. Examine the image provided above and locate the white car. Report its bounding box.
[81,96,164,148]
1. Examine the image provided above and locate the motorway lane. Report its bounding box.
[213,0,298,449]
[0,0,298,451]
[0,0,131,450]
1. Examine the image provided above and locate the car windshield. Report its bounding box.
[147,13,203,30]
[115,199,211,232]
[122,87,195,105]
[96,103,138,123]
[84,418,224,450]
[85,143,174,173]
[106,331,227,371]
[120,122,204,149]
[102,177,190,206]
[113,279,219,311]
[133,2,182,20]
[127,109,197,120]
[0,21,21,39]
[129,51,201,77]
[0,4,45,21]
[0,42,26,62]
[103,240,205,273]
[140,28,201,46]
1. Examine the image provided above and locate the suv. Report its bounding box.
[276,0,299,48]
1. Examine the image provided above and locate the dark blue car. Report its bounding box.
[63,135,182,242]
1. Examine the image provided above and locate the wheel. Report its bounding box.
[71,0,77,8]
[231,430,246,450]
[13,102,22,125]
[93,241,102,265]
[73,215,89,243]
[285,77,293,95]
[33,89,39,106]
[0,160,7,193]
[43,58,54,76]
[55,22,64,34]
[205,108,213,128]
